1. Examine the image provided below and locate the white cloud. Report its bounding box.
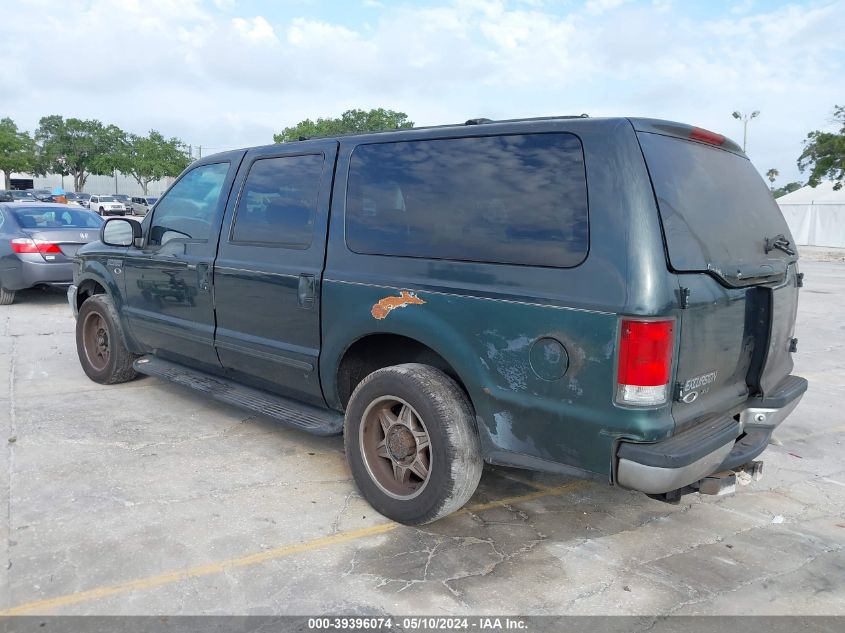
[585,0,631,15]
[0,0,842,183]
[232,15,278,42]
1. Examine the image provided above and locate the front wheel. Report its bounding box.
[0,287,15,305]
[344,364,483,525]
[76,294,138,384]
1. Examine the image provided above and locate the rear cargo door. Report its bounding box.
[637,128,799,427]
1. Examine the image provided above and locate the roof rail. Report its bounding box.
[464,114,589,126]
[272,114,594,145]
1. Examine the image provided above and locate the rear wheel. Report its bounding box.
[344,363,482,525]
[76,294,137,384]
[0,287,15,305]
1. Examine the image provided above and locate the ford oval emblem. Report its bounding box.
[682,391,699,404]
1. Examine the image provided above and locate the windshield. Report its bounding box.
[11,191,32,199]
[639,132,795,279]
[99,196,116,202]
[12,207,104,229]
[113,195,129,200]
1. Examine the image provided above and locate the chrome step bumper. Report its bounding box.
[616,375,807,495]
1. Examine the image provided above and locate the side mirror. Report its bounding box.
[101,218,142,247]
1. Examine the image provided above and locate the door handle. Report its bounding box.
[196,262,211,292]
[298,274,316,309]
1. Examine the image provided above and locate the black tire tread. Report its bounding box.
[344,363,483,525]
[76,294,138,384]
[0,287,15,305]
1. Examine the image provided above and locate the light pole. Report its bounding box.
[732,110,760,153]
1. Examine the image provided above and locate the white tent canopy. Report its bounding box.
[777,181,845,248]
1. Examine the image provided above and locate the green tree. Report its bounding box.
[35,115,125,192]
[798,105,845,190]
[274,108,414,143]
[765,168,779,186]
[0,118,37,190]
[772,182,803,198]
[116,130,191,195]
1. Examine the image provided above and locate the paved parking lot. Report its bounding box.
[0,260,843,616]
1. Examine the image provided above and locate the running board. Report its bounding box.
[133,355,343,436]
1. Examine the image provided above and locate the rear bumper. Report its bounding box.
[2,259,75,291]
[616,375,807,495]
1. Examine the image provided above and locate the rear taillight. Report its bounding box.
[11,238,62,256]
[689,127,725,146]
[616,318,674,406]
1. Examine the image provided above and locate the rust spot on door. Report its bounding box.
[371,291,426,320]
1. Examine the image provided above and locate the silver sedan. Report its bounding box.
[0,203,103,304]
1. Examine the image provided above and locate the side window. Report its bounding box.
[230,154,323,248]
[149,162,229,246]
[345,133,589,268]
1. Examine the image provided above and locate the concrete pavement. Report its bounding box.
[0,261,843,615]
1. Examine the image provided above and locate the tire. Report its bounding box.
[0,287,15,305]
[344,363,483,525]
[98,207,105,214]
[76,294,138,384]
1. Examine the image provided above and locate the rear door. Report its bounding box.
[213,141,338,406]
[636,125,800,426]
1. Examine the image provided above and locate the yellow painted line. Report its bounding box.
[0,480,590,615]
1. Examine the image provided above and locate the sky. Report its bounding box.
[2,0,843,184]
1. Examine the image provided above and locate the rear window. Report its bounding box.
[639,132,794,274]
[12,207,103,229]
[345,133,589,268]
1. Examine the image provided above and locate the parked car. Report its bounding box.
[75,192,92,208]
[112,194,131,207]
[68,116,807,525]
[65,192,85,206]
[89,195,126,216]
[31,189,53,202]
[0,203,103,304]
[129,196,157,216]
[0,190,13,202]
[10,190,35,202]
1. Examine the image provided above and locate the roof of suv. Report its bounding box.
[202,115,744,161]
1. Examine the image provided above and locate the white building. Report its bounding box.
[6,171,175,196]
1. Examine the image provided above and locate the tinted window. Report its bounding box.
[345,134,588,268]
[12,207,103,229]
[638,132,793,274]
[231,154,323,248]
[149,162,229,246]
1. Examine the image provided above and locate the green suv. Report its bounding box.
[68,116,807,524]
